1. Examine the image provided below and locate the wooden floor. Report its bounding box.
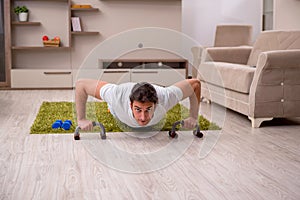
[0,89,300,200]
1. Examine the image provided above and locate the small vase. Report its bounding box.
[18,12,28,22]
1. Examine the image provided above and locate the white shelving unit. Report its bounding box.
[8,0,101,88]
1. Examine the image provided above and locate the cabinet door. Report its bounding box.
[131,69,185,86]
[73,69,131,84]
[11,69,72,88]
[100,69,131,84]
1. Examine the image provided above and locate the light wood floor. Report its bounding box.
[0,89,300,200]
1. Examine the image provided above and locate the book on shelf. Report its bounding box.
[71,17,82,32]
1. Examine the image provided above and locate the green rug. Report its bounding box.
[30,101,220,134]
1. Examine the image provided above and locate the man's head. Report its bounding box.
[129,82,158,126]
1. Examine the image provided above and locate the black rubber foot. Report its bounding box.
[74,135,80,140]
[169,131,178,138]
[101,135,106,140]
[193,130,203,138]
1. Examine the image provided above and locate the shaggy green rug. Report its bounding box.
[30,101,220,134]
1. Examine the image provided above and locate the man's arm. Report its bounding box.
[174,79,201,129]
[75,79,108,130]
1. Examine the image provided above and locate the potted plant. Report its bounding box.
[14,6,29,22]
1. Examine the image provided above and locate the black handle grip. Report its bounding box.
[170,120,184,133]
[74,121,106,140]
[169,120,203,138]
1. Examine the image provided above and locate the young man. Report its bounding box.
[75,79,201,131]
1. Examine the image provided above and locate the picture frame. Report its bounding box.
[71,17,82,32]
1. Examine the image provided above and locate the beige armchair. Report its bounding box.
[197,30,300,127]
[191,25,253,77]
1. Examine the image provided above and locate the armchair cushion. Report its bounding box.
[200,62,255,94]
[204,46,252,64]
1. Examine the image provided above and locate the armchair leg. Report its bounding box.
[248,117,273,128]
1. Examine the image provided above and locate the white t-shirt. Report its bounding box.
[99,82,183,128]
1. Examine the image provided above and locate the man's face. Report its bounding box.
[131,100,155,126]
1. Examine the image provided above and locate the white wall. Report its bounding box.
[182,0,262,46]
[274,0,300,30]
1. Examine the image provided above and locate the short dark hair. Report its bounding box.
[129,82,158,104]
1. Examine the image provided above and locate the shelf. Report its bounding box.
[12,21,41,26]
[71,8,99,11]
[12,46,71,50]
[70,6,99,36]
[71,31,99,35]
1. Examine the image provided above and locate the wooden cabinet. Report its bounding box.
[131,69,185,86]
[6,0,100,88]
[97,59,187,86]
[72,59,187,87]
[8,0,71,88]
[4,1,184,89]
[73,68,131,85]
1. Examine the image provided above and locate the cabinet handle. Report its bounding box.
[103,71,129,73]
[132,71,158,74]
[44,72,71,75]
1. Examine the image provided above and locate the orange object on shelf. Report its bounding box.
[43,40,60,47]
[71,4,92,9]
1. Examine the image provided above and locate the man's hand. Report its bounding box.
[75,79,108,132]
[183,117,198,129]
[77,119,93,131]
[174,79,201,129]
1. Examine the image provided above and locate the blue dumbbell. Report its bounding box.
[62,120,72,130]
[52,120,63,129]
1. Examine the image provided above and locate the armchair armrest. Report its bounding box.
[249,49,300,119]
[202,46,252,64]
[256,50,300,69]
[191,46,203,65]
[191,46,204,78]
[191,46,204,69]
